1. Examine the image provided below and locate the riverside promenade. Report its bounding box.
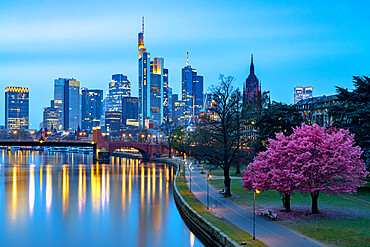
[174,157,323,247]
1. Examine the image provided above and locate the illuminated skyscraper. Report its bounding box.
[150,57,165,127]
[5,87,29,129]
[138,17,151,129]
[108,74,131,112]
[243,54,260,107]
[181,52,203,124]
[294,86,313,104]
[163,68,170,123]
[81,88,103,131]
[43,104,59,130]
[54,78,80,131]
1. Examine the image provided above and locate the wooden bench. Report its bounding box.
[261,210,278,221]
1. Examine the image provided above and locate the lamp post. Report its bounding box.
[189,163,193,193]
[253,189,260,240]
[207,173,212,209]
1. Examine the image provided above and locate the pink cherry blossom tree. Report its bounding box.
[242,124,367,214]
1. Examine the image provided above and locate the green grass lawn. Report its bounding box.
[197,163,245,177]
[210,178,370,247]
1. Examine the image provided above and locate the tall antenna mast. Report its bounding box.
[186,51,189,66]
[142,16,144,34]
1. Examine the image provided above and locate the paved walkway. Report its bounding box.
[174,158,323,247]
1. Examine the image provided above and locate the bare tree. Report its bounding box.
[192,75,245,197]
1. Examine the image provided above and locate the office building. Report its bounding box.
[163,68,170,123]
[5,87,29,130]
[122,97,139,128]
[172,94,186,126]
[54,78,80,131]
[105,111,121,131]
[294,86,313,104]
[81,88,103,131]
[243,54,260,108]
[138,17,151,129]
[108,74,131,112]
[168,87,173,122]
[182,52,204,124]
[150,57,164,127]
[43,106,59,130]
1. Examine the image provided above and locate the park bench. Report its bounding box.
[261,210,278,221]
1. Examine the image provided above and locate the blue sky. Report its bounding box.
[0,0,369,128]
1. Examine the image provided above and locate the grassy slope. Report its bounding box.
[175,162,266,246]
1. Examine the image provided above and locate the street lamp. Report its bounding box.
[253,189,261,240]
[207,173,212,209]
[189,163,193,193]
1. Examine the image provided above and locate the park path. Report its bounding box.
[173,157,324,247]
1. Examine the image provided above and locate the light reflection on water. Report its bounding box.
[0,150,204,247]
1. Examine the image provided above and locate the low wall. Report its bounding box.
[153,158,239,247]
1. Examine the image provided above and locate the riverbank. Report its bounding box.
[153,157,266,247]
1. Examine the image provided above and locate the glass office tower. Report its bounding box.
[5,87,29,130]
[81,88,103,131]
[54,78,80,131]
[108,74,131,112]
[182,61,204,124]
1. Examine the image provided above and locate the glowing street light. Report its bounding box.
[189,163,193,193]
[253,189,261,240]
[207,173,212,209]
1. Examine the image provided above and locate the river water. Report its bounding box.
[0,150,204,247]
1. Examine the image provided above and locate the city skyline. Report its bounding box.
[1,0,369,127]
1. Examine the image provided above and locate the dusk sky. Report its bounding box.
[1,0,369,128]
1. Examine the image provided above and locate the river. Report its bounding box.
[0,150,204,247]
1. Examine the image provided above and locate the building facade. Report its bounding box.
[54,78,80,131]
[122,97,139,128]
[81,88,103,131]
[295,95,338,127]
[181,55,204,124]
[138,17,151,129]
[108,74,131,112]
[294,86,313,104]
[105,111,121,131]
[43,106,59,130]
[150,58,164,127]
[5,87,29,130]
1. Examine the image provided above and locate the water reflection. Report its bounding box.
[0,150,203,247]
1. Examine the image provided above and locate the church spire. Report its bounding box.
[250,54,254,74]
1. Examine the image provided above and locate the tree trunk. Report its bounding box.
[283,193,291,212]
[235,162,241,174]
[310,191,320,214]
[223,168,232,197]
[169,147,172,159]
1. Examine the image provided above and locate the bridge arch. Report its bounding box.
[109,143,150,161]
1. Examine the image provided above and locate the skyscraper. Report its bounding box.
[105,111,121,131]
[138,17,151,129]
[181,52,204,124]
[243,54,260,107]
[108,74,131,112]
[150,57,164,127]
[294,86,313,104]
[5,87,29,130]
[81,88,103,131]
[43,105,59,130]
[163,68,170,123]
[122,97,139,128]
[54,78,80,131]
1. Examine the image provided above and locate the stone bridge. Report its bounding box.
[93,127,167,161]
